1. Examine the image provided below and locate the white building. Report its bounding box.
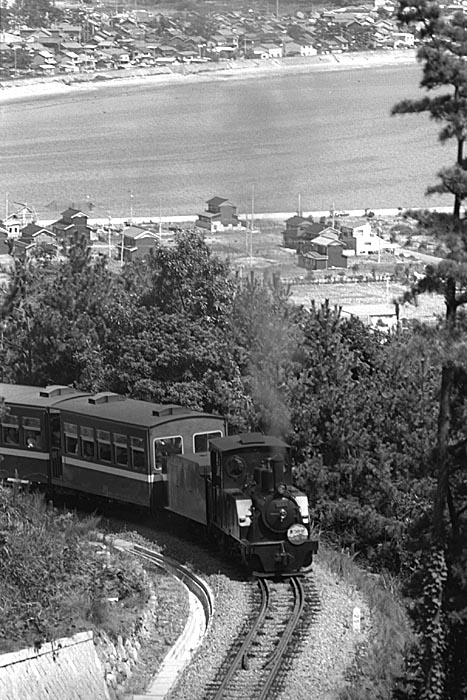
[340,221,399,256]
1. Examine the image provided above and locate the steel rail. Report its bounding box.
[114,540,214,626]
[257,576,305,700]
[210,577,270,700]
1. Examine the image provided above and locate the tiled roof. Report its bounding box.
[206,196,228,206]
[21,223,53,236]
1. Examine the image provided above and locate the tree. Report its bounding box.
[290,301,437,571]
[124,231,235,323]
[394,257,467,699]
[0,236,116,387]
[0,1,10,31]
[11,0,62,26]
[392,5,467,219]
[98,232,253,427]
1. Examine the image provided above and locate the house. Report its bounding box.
[120,225,160,261]
[51,208,91,245]
[196,197,241,231]
[338,220,396,256]
[282,215,313,248]
[258,43,283,58]
[19,223,57,247]
[282,216,333,250]
[298,231,348,269]
[0,226,12,255]
[12,224,57,259]
[283,40,317,57]
[341,303,398,331]
[392,31,415,48]
[3,213,22,239]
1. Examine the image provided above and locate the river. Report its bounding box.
[0,63,453,219]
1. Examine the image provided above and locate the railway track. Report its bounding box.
[205,576,320,700]
[114,540,214,627]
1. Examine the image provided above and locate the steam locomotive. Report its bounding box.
[0,382,318,576]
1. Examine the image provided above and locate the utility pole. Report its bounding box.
[107,212,112,259]
[159,199,162,238]
[250,184,255,259]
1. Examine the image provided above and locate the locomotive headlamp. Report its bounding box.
[287,524,308,545]
[277,482,287,496]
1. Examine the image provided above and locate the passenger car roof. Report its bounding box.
[0,384,222,429]
[0,383,87,408]
[51,392,220,429]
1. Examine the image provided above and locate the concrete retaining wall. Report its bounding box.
[0,591,160,700]
[94,593,159,697]
[0,631,110,700]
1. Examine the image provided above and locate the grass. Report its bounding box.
[0,485,152,653]
[290,281,445,320]
[318,543,414,700]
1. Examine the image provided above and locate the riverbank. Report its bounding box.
[0,49,416,104]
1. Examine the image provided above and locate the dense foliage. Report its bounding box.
[0,486,151,653]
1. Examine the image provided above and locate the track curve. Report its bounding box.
[205,575,319,700]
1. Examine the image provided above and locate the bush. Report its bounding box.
[0,486,151,652]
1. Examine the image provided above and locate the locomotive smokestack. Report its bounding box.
[271,456,285,489]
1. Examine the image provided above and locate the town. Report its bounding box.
[0,0,417,80]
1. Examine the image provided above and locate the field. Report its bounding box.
[289,280,445,322]
[207,222,446,324]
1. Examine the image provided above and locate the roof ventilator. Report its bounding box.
[152,405,186,417]
[240,433,266,445]
[39,385,76,398]
[88,392,125,405]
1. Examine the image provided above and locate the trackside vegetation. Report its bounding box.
[0,484,151,653]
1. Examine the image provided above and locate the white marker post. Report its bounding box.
[352,606,361,633]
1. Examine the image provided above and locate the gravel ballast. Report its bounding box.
[121,552,370,699]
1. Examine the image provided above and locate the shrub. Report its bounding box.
[0,486,151,652]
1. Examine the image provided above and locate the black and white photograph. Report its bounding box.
[1,0,466,698]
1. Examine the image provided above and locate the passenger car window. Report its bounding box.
[154,436,183,473]
[23,416,41,449]
[114,433,128,466]
[80,426,95,459]
[194,431,222,453]
[97,429,111,463]
[2,415,19,446]
[64,422,78,455]
[131,436,146,472]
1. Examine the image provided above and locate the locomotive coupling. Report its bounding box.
[274,542,292,567]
